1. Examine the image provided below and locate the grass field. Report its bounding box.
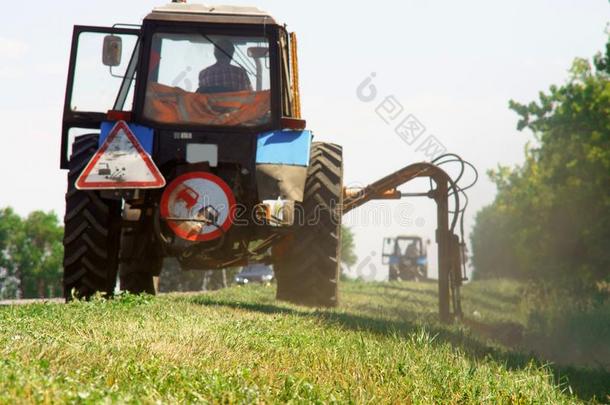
[0,280,608,404]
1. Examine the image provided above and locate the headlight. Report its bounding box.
[262,274,273,281]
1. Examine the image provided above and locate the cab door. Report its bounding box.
[60,26,140,168]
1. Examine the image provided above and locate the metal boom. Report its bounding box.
[343,162,463,322]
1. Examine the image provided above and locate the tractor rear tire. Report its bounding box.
[420,265,428,280]
[389,264,399,281]
[275,142,343,307]
[63,134,122,300]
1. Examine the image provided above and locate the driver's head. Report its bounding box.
[214,39,235,64]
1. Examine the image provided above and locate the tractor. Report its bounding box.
[61,2,342,307]
[61,1,473,321]
[382,236,429,281]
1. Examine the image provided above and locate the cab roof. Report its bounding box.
[145,3,279,26]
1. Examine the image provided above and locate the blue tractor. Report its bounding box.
[382,236,429,281]
[60,2,342,307]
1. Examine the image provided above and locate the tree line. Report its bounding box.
[470,38,610,293]
[0,208,63,299]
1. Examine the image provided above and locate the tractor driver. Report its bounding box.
[197,39,252,94]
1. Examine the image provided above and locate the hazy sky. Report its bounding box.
[1,1,608,279]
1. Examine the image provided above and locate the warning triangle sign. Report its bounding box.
[76,121,166,190]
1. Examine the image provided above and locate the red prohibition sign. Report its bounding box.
[160,172,237,242]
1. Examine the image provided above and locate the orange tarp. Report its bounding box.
[144,82,271,126]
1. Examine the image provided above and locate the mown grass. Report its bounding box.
[0,280,608,404]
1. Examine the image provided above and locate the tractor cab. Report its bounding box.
[61,2,302,169]
[382,235,429,281]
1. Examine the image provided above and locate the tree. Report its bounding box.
[470,204,519,280]
[0,208,22,299]
[471,36,610,292]
[341,225,358,269]
[12,211,64,298]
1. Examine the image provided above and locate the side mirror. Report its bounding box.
[247,47,269,59]
[102,35,122,67]
[426,238,431,245]
[247,47,269,91]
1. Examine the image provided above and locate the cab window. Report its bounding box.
[70,32,139,112]
[143,32,271,127]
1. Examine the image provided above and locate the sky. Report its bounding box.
[0,0,608,280]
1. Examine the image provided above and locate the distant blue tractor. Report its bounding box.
[382,236,429,281]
